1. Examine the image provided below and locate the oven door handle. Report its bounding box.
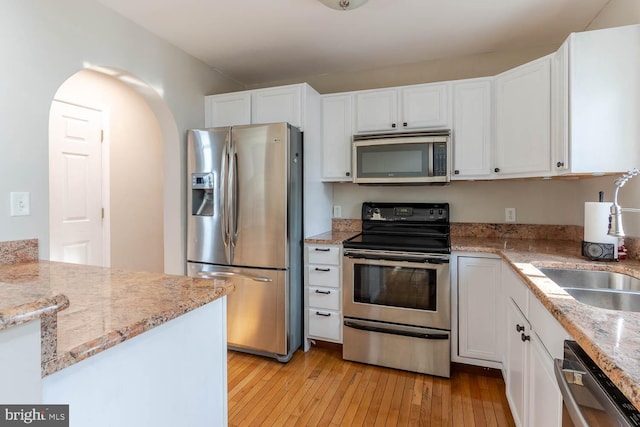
[344,253,449,264]
[344,320,449,340]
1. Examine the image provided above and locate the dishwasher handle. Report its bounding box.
[554,358,590,427]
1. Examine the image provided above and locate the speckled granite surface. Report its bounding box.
[0,261,233,377]
[0,239,38,264]
[305,230,359,245]
[454,236,640,411]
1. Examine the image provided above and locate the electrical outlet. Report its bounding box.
[10,192,30,216]
[505,207,516,223]
[333,205,342,218]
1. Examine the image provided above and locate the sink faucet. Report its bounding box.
[609,168,640,237]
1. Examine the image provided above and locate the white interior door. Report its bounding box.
[49,100,105,266]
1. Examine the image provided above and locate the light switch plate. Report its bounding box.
[10,192,30,216]
[333,205,342,218]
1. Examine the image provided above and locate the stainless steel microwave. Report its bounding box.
[352,130,451,185]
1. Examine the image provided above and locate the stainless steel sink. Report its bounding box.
[538,267,640,312]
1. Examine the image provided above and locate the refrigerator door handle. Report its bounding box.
[232,149,239,245]
[197,271,273,283]
[220,132,231,262]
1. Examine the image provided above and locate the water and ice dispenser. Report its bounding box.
[191,172,215,216]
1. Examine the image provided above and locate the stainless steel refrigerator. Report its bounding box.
[186,122,302,362]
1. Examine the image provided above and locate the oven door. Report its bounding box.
[343,250,450,330]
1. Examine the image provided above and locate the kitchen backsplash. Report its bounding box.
[0,239,38,264]
[331,219,640,261]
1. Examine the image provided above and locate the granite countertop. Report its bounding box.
[456,236,640,411]
[304,230,360,245]
[306,231,640,410]
[0,261,234,376]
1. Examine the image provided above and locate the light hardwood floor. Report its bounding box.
[227,346,516,426]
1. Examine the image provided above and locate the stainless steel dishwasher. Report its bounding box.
[555,340,640,426]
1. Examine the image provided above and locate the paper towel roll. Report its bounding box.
[584,202,618,245]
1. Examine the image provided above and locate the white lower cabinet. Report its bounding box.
[527,332,563,427]
[456,255,502,365]
[503,264,569,427]
[505,297,530,427]
[304,244,342,348]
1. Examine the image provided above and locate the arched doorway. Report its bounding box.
[49,67,174,273]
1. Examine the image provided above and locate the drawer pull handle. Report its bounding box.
[521,333,531,342]
[316,311,331,317]
[516,324,525,333]
[314,248,331,252]
[315,290,331,295]
[315,267,331,272]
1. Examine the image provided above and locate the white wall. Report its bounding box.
[0,0,242,274]
[55,70,165,273]
[333,179,582,224]
[265,0,640,238]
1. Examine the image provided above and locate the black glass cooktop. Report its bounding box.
[343,202,451,254]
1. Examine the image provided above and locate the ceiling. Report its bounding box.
[95,0,610,86]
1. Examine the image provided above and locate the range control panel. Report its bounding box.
[362,202,449,223]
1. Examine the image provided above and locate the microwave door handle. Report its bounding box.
[428,142,434,177]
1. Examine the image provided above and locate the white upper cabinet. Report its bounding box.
[321,93,353,182]
[204,83,310,131]
[251,85,303,129]
[204,92,251,127]
[401,83,450,129]
[451,79,493,179]
[355,88,398,132]
[355,83,450,133]
[552,24,640,175]
[494,55,552,178]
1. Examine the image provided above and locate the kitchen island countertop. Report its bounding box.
[0,261,234,376]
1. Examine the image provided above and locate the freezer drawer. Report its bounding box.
[188,262,288,356]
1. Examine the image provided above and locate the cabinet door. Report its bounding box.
[505,298,529,427]
[204,92,251,127]
[551,39,569,174]
[251,85,302,129]
[451,79,492,179]
[355,89,398,132]
[527,333,563,427]
[494,56,552,178]
[321,94,353,181]
[400,83,449,129]
[458,257,502,362]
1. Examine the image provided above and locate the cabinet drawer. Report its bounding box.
[308,265,340,287]
[307,246,340,265]
[308,309,341,341]
[308,287,340,310]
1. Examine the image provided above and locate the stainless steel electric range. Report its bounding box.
[342,202,451,378]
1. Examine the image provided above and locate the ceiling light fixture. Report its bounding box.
[318,0,369,11]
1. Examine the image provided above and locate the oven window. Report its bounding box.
[353,264,437,311]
